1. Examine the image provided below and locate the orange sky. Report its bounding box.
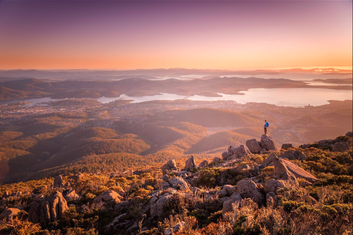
[0,1,351,70]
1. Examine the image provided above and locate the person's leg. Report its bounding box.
[264,127,267,134]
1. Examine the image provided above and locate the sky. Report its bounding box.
[0,0,351,70]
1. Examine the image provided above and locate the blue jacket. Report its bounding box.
[265,122,269,128]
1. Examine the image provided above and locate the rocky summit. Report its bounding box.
[0,133,352,235]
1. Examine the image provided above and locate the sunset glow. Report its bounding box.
[0,1,351,70]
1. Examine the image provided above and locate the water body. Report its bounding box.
[2,88,352,107]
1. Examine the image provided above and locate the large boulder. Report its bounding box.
[260,153,277,169]
[236,179,263,206]
[281,159,318,183]
[246,139,262,154]
[261,134,278,151]
[346,131,353,138]
[161,159,177,175]
[0,208,22,220]
[332,142,349,152]
[273,158,298,186]
[264,179,285,193]
[222,192,242,217]
[232,145,252,158]
[198,160,209,168]
[169,176,189,190]
[184,155,196,171]
[281,143,293,150]
[53,175,64,188]
[217,185,236,198]
[28,191,68,225]
[63,189,80,201]
[279,150,307,161]
[150,193,174,217]
[91,190,122,210]
[318,139,333,148]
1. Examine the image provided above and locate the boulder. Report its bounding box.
[63,189,80,201]
[0,208,22,220]
[161,159,177,175]
[91,190,122,210]
[246,139,262,153]
[236,179,263,206]
[261,134,278,151]
[232,145,252,158]
[234,164,251,173]
[279,150,307,161]
[346,131,353,138]
[217,185,236,198]
[222,151,232,161]
[222,192,242,217]
[260,153,278,169]
[169,176,189,190]
[273,158,298,186]
[53,175,64,188]
[281,143,293,150]
[281,159,318,183]
[150,193,173,217]
[28,191,68,225]
[332,142,349,152]
[212,157,221,163]
[184,155,197,171]
[264,179,285,193]
[198,160,209,168]
[318,139,333,148]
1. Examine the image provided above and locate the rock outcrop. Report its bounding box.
[169,176,189,190]
[237,178,263,205]
[198,160,209,168]
[346,131,353,138]
[184,155,196,171]
[63,189,80,201]
[246,139,262,153]
[28,191,68,225]
[222,192,242,216]
[91,190,122,210]
[261,134,278,151]
[264,179,285,193]
[232,145,252,159]
[150,193,174,217]
[281,143,293,150]
[281,159,318,183]
[279,150,306,160]
[332,142,349,152]
[161,159,177,175]
[0,208,22,220]
[273,158,299,186]
[260,153,277,169]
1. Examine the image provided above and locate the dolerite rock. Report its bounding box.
[28,191,68,225]
[236,179,263,206]
[281,143,293,150]
[318,139,333,148]
[222,151,232,161]
[346,131,353,138]
[332,142,349,152]
[63,189,80,201]
[281,159,318,183]
[261,134,278,151]
[184,155,196,171]
[232,145,252,158]
[53,175,64,188]
[198,160,209,168]
[273,158,298,186]
[161,181,171,190]
[246,139,262,153]
[161,159,177,175]
[212,157,221,163]
[222,192,242,217]
[217,185,236,198]
[0,208,22,220]
[91,190,122,210]
[149,193,174,217]
[169,176,189,190]
[279,150,307,161]
[260,153,277,169]
[264,179,285,193]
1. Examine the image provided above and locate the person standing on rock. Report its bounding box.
[264,120,269,134]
